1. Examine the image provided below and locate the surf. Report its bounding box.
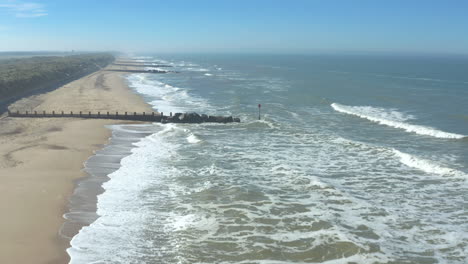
[392,149,467,179]
[331,103,466,139]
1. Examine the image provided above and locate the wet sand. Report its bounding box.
[0,69,153,264]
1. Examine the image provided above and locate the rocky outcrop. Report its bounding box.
[162,112,240,124]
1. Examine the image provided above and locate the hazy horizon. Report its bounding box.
[1,0,468,55]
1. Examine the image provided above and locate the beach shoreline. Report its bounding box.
[0,68,153,264]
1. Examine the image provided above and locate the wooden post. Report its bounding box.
[53,111,55,116]
[258,104,261,120]
[34,111,37,116]
[26,111,28,115]
[134,112,136,116]
[107,112,109,116]
[116,112,118,117]
[71,111,73,115]
[89,111,91,117]
[143,112,145,116]
[98,112,100,116]
[7,110,11,115]
[161,112,163,117]
[61,111,64,116]
[79,111,82,117]
[125,112,127,116]
[43,111,46,116]
[17,110,19,115]
[170,112,172,117]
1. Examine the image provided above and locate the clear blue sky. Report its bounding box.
[1,0,467,54]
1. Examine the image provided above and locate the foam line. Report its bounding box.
[331,103,465,139]
[392,149,466,178]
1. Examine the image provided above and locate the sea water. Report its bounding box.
[68,54,468,263]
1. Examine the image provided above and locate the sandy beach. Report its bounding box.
[0,68,153,264]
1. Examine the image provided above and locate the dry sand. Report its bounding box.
[0,68,153,264]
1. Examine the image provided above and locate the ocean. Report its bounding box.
[67,54,468,264]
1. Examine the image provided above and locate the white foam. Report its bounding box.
[187,133,202,144]
[126,74,211,113]
[329,70,466,85]
[144,67,168,73]
[331,103,465,139]
[169,213,218,232]
[373,73,467,85]
[204,73,213,76]
[69,57,468,263]
[176,62,199,67]
[187,67,209,72]
[68,124,182,263]
[392,149,467,179]
[134,56,152,59]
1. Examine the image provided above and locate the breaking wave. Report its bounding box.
[331,103,465,139]
[392,149,467,179]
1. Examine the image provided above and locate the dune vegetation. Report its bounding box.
[0,53,114,103]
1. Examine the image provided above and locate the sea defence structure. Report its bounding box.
[104,69,177,74]
[6,110,240,123]
[112,63,173,67]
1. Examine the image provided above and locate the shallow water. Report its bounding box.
[68,54,468,263]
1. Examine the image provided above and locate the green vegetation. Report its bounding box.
[0,53,114,102]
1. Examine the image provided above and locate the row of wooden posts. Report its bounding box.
[7,110,177,117]
[6,110,171,122]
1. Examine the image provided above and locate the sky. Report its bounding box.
[0,0,468,54]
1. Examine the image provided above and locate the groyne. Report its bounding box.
[7,111,240,123]
[104,69,175,74]
[112,63,173,67]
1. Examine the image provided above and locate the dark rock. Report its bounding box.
[169,113,182,122]
[207,115,217,122]
[207,116,232,123]
[173,112,203,123]
[233,118,240,122]
[207,116,221,122]
[161,113,239,124]
[185,112,203,123]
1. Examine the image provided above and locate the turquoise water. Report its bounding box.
[68,54,468,263]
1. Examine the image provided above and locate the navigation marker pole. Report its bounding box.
[258,104,261,120]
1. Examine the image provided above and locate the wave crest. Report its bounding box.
[392,149,466,179]
[331,103,465,139]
